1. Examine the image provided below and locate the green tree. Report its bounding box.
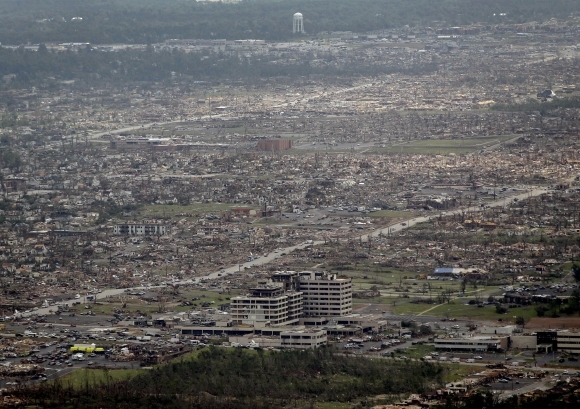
[572,263,580,282]
[535,305,548,317]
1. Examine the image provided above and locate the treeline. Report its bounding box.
[535,289,580,318]
[492,97,580,113]
[0,148,22,172]
[15,347,445,408]
[1,0,580,44]
[0,113,29,128]
[0,45,438,88]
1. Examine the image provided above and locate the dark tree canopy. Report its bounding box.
[1,0,580,44]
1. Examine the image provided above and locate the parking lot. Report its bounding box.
[483,377,539,392]
[334,336,430,356]
[0,320,193,391]
[0,342,135,390]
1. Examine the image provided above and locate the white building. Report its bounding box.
[281,329,327,348]
[229,328,326,349]
[114,223,169,236]
[434,336,505,351]
[557,331,580,354]
[511,335,537,350]
[298,271,352,317]
[230,284,302,326]
[479,326,516,335]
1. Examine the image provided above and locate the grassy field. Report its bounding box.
[368,135,517,155]
[392,300,538,323]
[345,266,501,294]
[367,210,418,219]
[90,300,158,316]
[395,344,436,359]
[168,348,208,363]
[58,368,142,389]
[443,364,482,382]
[140,203,252,218]
[90,288,235,317]
[180,288,237,307]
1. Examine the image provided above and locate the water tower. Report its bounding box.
[293,12,304,34]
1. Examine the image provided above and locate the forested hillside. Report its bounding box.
[0,44,438,88]
[0,0,579,44]
[15,347,445,408]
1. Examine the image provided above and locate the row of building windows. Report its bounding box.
[435,341,497,346]
[301,291,350,294]
[281,335,325,339]
[302,296,351,300]
[304,307,343,311]
[234,299,288,304]
[231,305,296,310]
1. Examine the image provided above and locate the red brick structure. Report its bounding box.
[257,139,293,151]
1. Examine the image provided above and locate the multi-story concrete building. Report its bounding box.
[434,336,505,351]
[297,271,352,317]
[230,284,302,326]
[182,272,353,349]
[110,138,171,150]
[113,223,169,236]
[271,271,353,317]
[256,139,293,152]
[230,270,352,329]
[228,328,327,349]
[280,329,327,348]
[557,331,580,354]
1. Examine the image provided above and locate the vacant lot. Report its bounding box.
[527,317,580,329]
[58,368,141,389]
[393,300,538,322]
[370,135,516,155]
[140,203,250,218]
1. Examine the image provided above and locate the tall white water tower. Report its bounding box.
[293,12,304,34]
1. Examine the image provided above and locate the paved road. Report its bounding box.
[31,241,321,317]
[27,184,558,318]
[359,186,549,243]
[498,380,550,401]
[25,171,572,321]
[469,135,522,156]
[87,81,379,142]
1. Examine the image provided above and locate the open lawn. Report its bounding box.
[393,300,538,323]
[367,210,418,219]
[395,344,436,359]
[91,288,235,317]
[443,364,482,382]
[346,266,501,295]
[58,368,142,389]
[180,288,238,307]
[140,203,251,218]
[169,348,207,363]
[93,302,164,316]
[369,135,517,155]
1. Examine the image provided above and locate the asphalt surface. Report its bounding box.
[0,339,136,390]
[22,184,560,320]
[360,186,550,243]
